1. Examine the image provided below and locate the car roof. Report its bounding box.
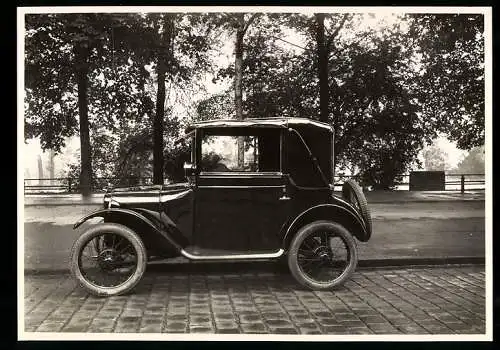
[185,117,333,133]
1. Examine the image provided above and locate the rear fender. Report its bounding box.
[73,208,184,256]
[282,204,370,249]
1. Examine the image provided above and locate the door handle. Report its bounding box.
[279,186,291,201]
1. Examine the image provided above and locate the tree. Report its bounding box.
[232,13,260,121]
[408,14,484,150]
[25,13,152,194]
[230,13,260,167]
[126,13,213,184]
[277,13,351,171]
[237,14,436,188]
[153,14,175,185]
[26,14,106,195]
[450,146,485,174]
[31,12,482,192]
[26,13,214,189]
[196,13,484,189]
[422,144,449,171]
[196,92,235,120]
[205,13,261,167]
[313,13,349,125]
[315,13,328,123]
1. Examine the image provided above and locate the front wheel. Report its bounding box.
[287,220,358,290]
[70,222,147,296]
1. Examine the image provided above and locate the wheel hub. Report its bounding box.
[314,245,331,262]
[97,248,119,271]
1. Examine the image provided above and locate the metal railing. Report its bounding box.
[443,174,486,192]
[24,173,485,194]
[333,173,485,193]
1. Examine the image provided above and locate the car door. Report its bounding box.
[193,127,290,252]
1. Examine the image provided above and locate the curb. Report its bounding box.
[357,256,485,268]
[23,256,485,276]
[368,200,484,204]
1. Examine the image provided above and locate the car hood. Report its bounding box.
[110,184,163,193]
[108,182,189,193]
[105,182,191,207]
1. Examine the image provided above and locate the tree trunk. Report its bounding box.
[153,15,175,185]
[235,34,244,119]
[315,13,329,124]
[235,14,245,168]
[315,13,334,176]
[154,62,166,184]
[75,44,92,196]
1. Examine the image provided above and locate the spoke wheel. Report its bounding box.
[70,223,147,296]
[288,221,358,290]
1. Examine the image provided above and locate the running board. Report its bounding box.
[181,248,284,261]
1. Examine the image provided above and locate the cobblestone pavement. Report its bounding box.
[23,265,486,335]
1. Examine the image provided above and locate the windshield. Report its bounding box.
[199,129,281,173]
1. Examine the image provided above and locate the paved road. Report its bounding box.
[22,265,485,335]
[23,201,485,272]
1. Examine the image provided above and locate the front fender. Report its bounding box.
[73,208,184,254]
[282,203,370,248]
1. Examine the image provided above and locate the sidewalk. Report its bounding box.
[23,190,485,206]
[363,190,485,203]
[22,264,486,335]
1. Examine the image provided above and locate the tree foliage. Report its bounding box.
[25,12,485,190]
[105,13,214,184]
[422,144,449,171]
[201,13,484,189]
[196,92,235,121]
[224,14,432,188]
[449,146,485,174]
[25,13,154,193]
[25,13,213,186]
[408,14,484,149]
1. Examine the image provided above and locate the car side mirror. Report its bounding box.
[183,162,197,179]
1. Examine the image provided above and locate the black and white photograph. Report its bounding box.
[18,6,492,340]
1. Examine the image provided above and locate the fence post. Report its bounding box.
[68,178,72,192]
[461,175,465,193]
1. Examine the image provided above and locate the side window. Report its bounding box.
[288,130,324,186]
[200,131,280,173]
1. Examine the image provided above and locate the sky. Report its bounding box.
[432,137,468,167]
[415,136,467,173]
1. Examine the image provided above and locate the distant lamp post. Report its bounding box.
[37,155,43,186]
[49,149,55,185]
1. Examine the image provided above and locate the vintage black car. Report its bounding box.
[70,118,372,296]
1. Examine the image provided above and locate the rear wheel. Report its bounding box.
[70,223,147,296]
[288,220,358,290]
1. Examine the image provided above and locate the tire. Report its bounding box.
[70,222,147,297]
[342,179,372,238]
[288,220,358,290]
